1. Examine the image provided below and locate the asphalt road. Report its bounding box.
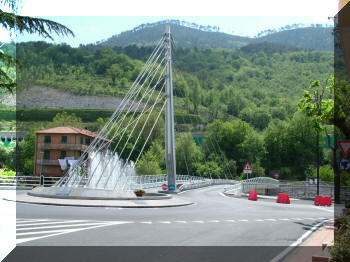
[14,185,334,247]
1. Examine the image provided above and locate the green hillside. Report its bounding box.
[17,40,333,131]
[255,27,334,51]
[99,20,252,49]
[94,20,333,52]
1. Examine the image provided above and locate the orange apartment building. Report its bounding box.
[34,126,99,177]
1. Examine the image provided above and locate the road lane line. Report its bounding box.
[192,221,204,223]
[16,222,108,231]
[174,221,187,223]
[16,219,50,223]
[159,221,171,224]
[16,220,86,227]
[238,219,249,222]
[278,218,290,221]
[224,220,236,223]
[208,220,220,223]
[255,219,264,222]
[16,221,131,245]
[264,219,277,222]
[140,222,152,224]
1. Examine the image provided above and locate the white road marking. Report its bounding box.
[264,219,277,222]
[279,218,290,221]
[16,221,130,244]
[208,220,220,223]
[238,219,249,222]
[303,218,315,220]
[16,220,85,227]
[290,218,303,221]
[255,219,264,222]
[16,219,50,223]
[140,222,152,224]
[159,221,171,224]
[16,222,109,231]
[174,221,187,223]
[192,221,204,223]
[224,220,236,223]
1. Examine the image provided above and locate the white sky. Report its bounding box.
[0,0,340,46]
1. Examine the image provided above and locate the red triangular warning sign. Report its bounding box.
[244,162,252,171]
[338,140,350,157]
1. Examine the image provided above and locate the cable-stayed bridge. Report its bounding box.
[43,24,276,196]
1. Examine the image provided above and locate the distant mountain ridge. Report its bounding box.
[100,20,253,49]
[97,20,333,51]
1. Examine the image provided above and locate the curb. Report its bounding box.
[269,219,333,262]
[3,197,194,209]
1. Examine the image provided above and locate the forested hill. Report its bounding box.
[96,20,333,51]
[17,41,333,130]
[99,20,252,49]
[255,27,334,51]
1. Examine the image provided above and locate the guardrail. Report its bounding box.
[224,177,280,194]
[0,174,240,192]
[0,175,61,188]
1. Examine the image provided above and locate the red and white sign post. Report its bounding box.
[162,184,168,191]
[243,162,252,179]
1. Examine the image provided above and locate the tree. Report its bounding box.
[136,150,162,175]
[0,0,74,91]
[175,133,203,175]
[49,112,83,128]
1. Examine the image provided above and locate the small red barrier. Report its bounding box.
[248,190,258,201]
[314,195,323,206]
[314,195,332,206]
[276,193,290,204]
[324,196,332,206]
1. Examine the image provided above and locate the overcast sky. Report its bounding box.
[1,0,339,47]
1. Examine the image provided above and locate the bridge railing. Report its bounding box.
[224,177,280,194]
[0,175,61,188]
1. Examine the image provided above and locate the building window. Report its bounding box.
[85,138,91,145]
[80,137,83,144]
[59,151,66,159]
[44,135,51,144]
[61,136,67,144]
[43,150,50,160]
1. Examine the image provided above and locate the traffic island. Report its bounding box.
[4,186,194,208]
[11,193,193,208]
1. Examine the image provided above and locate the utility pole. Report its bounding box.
[165,24,177,192]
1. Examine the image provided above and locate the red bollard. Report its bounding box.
[324,196,332,206]
[248,190,258,201]
[277,193,290,204]
[314,195,322,206]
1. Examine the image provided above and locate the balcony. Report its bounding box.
[38,143,88,151]
[36,159,59,166]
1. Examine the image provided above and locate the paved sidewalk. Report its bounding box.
[282,221,334,262]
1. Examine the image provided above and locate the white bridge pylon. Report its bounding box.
[55,25,176,192]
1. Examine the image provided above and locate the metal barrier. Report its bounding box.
[224,177,280,194]
[0,174,240,192]
[0,175,61,188]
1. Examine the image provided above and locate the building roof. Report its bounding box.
[36,126,98,138]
